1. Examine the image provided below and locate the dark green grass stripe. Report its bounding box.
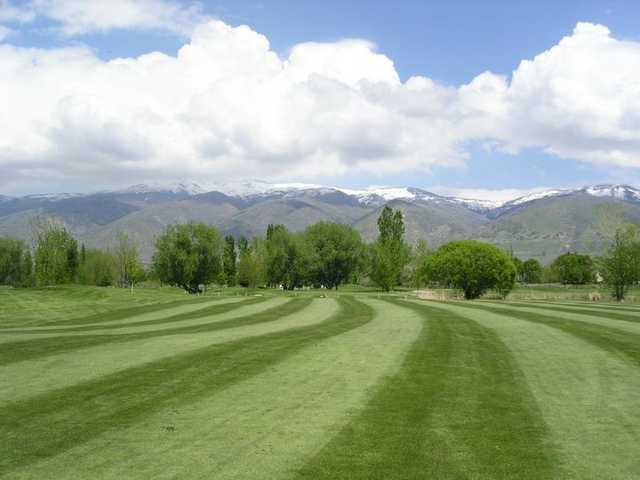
[0,298,304,367]
[0,297,373,476]
[4,296,265,333]
[458,302,640,366]
[0,295,222,329]
[296,298,559,480]
[499,301,640,323]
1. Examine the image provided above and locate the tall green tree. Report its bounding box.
[305,222,363,289]
[550,252,594,285]
[421,240,516,299]
[521,258,543,284]
[0,237,27,286]
[600,226,640,301]
[264,224,309,290]
[237,236,266,288]
[223,235,237,286]
[409,239,430,289]
[152,223,223,293]
[79,249,117,287]
[113,232,144,289]
[21,249,34,287]
[370,206,409,292]
[33,222,78,286]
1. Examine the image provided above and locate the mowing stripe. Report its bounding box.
[0,297,309,403]
[478,301,640,337]
[422,300,640,479]
[0,296,373,477]
[0,296,253,332]
[530,300,640,313]
[455,302,640,367]
[0,294,220,329]
[0,296,282,365]
[499,301,640,322]
[0,296,259,336]
[296,297,559,480]
[0,296,264,337]
[6,298,423,480]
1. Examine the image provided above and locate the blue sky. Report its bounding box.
[1,0,640,197]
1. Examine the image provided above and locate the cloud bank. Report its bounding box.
[0,12,639,192]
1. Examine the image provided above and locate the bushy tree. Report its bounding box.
[113,232,144,289]
[79,249,117,286]
[305,222,363,290]
[223,235,237,286]
[264,224,310,290]
[152,223,223,293]
[421,240,516,299]
[237,236,266,288]
[512,256,524,281]
[0,236,29,286]
[550,252,594,285]
[409,239,430,289]
[21,249,34,287]
[521,258,543,284]
[600,226,640,301]
[33,222,78,286]
[370,206,409,292]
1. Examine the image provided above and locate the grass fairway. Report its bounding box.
[1,287,640,479]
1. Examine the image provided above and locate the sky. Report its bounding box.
[1,0,640,199]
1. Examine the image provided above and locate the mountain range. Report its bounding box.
[1,182,639,264]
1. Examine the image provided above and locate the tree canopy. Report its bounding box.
[421,240,516,299]
[600,226,640,301]
[370,206,409,292]
[152,223,223,293]
[550,252,594,285]
[305,222,363,289]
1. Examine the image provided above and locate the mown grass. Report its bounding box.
[0,296,372,476]
[1,286,640,479]
[297,298,559,479]
[0,296,280,365]
[462,302,640,366]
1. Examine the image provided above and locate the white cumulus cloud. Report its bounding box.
[0,19,639,193]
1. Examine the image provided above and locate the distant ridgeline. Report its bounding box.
[1,183,639,264]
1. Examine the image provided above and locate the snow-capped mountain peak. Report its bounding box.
[584,184,640,201]
[116,181,207,195]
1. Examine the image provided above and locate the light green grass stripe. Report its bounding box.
[6,299,422,480]
[0,297,319,405]
[424,300,640,479]
[479,301,640,336]
[0,296,243,332]
[0,297,260,342]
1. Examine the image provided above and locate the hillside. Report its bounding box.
[1,183,639,262]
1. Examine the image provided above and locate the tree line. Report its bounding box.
[1,208,639,300]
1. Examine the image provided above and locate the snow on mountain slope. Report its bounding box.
[116,181,207,195]
[584,184,640,202]
[502,189,570,207]
[4,183,640,214]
